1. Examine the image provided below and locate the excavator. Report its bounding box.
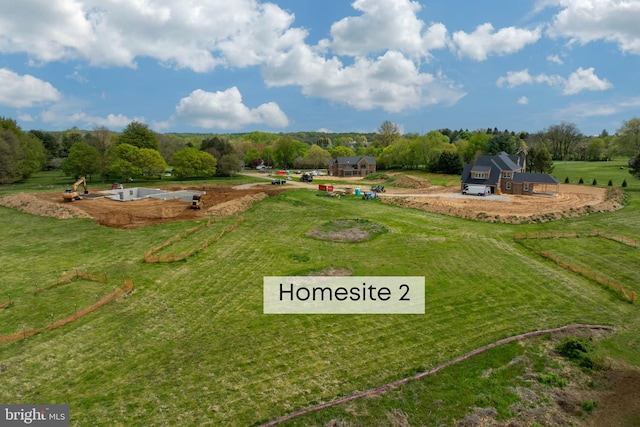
[62,177,89,202]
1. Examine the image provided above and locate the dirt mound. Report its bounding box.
[207,192,268,216]
[390,174,431,189]
[0,193,92,219]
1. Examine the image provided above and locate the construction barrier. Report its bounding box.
[35,269,107,295]
[515,231,636,303]
[144,216,244,263]
[514,229,637,248]
[1,274,134,344]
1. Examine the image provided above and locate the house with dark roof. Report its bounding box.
[461,152,559,195]
[328,156,376,177]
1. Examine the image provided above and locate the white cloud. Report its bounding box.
[0,0,305,72]
[66,71,88,83]
[329,0,448,58]
[263,47,465,112]
[562,67,613,95]
[555,97,640,118]
[544,0,640,54]
[547,54,563,64]
[0,68,61,108]
[68,112,143,129]
[173,87,289,130]
[497,69,535,88]
[18,113,36,122]
[518,96,529,105]
[496,67,611,95]
[38,98,143,129]
[452,23,542,61]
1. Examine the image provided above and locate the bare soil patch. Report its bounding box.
[308,267,353,277]
[2,184,286,228]
[382,185,625,223]
[306,218,387,242]
[588,369,640,427]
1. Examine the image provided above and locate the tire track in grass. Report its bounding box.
[258,324,615,427]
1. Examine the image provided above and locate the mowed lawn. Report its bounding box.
[1,169,640,426]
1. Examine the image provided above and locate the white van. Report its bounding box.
[463,185,491,196]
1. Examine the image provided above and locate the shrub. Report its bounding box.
[622,179,627,187]
[564,176,570,183]
[556,337,601,370]
[582,400,598,413]
[579,177,584,184]
[537,372,567,388]
[592,178,597,185]
[608,179,613,186]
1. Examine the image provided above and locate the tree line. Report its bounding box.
[2,116,640,185]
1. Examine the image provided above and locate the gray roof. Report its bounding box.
[330,156,376,165]
[474,151,522,171]
[461,164,500,186]
[512,173,559,184]
[462,152,523,186]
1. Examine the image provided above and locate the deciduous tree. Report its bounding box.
[172,147,217,178]
[118,121,159,150]
[375,120,400,147]
[62,142,100,178]
[330,145,356,159]
[545,122,582,160]
[527,144,554,173]
[301,145,331,169]
[616,117,640,156]
[0,118,46,183]
[217,154,243,177]
[137,148,167,178]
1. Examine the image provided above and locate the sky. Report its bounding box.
[1,0,640,136]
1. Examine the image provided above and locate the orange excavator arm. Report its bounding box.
[72,177,87,193]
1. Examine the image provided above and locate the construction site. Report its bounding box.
[0,172,626,228]
[0,183,287,229]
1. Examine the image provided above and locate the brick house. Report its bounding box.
[328,156,376,177]
[461,152,559,195]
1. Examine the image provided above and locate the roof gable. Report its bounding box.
[332,156,376,165]
[474,151,521,171]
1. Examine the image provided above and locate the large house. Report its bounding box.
[461,151,559,195]
[328,156,376,177]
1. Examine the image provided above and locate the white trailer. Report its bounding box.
[463,184,491,196]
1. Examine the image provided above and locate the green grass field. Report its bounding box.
[1,163,639,426]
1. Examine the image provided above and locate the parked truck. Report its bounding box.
[462,185,491,196]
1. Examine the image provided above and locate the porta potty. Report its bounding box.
[354,187,361,196]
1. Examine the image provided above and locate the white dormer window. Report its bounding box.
[502,172,512,179]
[473,172,485,179]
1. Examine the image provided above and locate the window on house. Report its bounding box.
[473,172,485,179]
[506,182,511,190]
[523,183,529,191]
[502,172,512,179]
[361,163,366,168]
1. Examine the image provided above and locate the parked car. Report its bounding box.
[271,179,287,185]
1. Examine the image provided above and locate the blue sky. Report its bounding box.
[1,0,639,136]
